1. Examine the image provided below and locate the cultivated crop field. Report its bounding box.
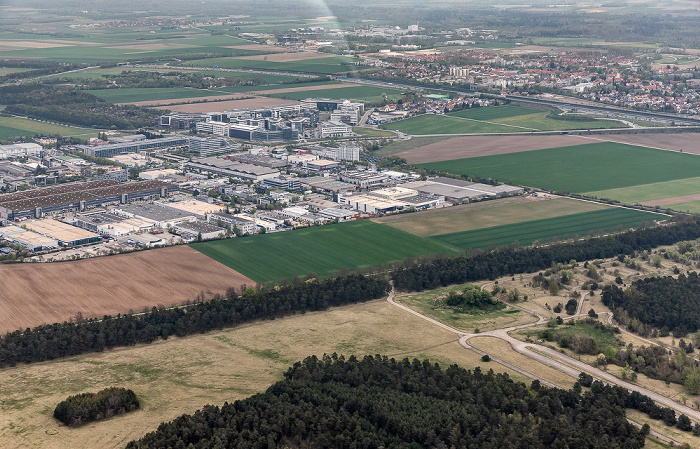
[375,197,608,237]
[191,220,456,284]
[0,300,510,449]
[419,142,700,193]
[430,208,667,251]
[0,246,253,333]
[383,105,625,135]
[586,176,700,204]
[87,87,234,104]
[0,117,102,140]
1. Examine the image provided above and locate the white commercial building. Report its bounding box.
[319,121,354,138]
[0,143,43,160]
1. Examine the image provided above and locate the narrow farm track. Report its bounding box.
[386,286,692,445]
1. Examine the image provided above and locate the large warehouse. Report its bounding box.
[0,180,179,221]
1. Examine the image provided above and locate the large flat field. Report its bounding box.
[396,134,594,164]
[158,96,301,113]
[0,116,102,140]
[418,142,700,193]
[383,105,625,135]
[586,176,700,204]
[190,220,456,284]
[183,55,359,74]
[0,300,528,449]
[87,87,234,104]
[268,85,405,102]
[430,208,667,251]
[0,246,253,334]
[374,197,608,237]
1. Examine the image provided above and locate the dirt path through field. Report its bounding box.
[0,246,253,333]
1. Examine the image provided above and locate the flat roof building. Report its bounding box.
[184,157,280,182]
[112,203,197,228]
[156,199,223,219]
[73,211,154,237]
[208,212,258,236]
[0,224,58,251]
[75,137,187,158]
[174,221,225,241]
[23,218,102,247]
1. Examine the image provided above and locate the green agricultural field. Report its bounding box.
[268,85,405,102]
[384,105,625,135]
[585,176,700,204]
[214,80,339,94]
[0,68,33,76]
[384,114,515,134]
[661,200,700,214]
[0,117,101,140]
[190,220,456,284]
[376,198,608,237]
[419,142,700,193]
[430,208,667,251]
[183,55,359,74]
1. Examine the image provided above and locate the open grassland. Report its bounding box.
[352,127,396,137]
[430,208,667,251]
[0,246,253,334]
[626,409,700,448]
[418,142,700,193]
[586,176,700,204]
[375,198,608,237]
[0,300,521,449]
[375,136,451,157]
[466,337,576,389]
[191,220,456,284]
[0,116,101,140]
[54,68,301,84]
[394,283,537,333]
[0,68,33,76]
[268,85,405,102]
[516,321,623,351]
[183,55,359,74]
[584,133,700,155]
[384,105,625,135]
[660,199,700,214]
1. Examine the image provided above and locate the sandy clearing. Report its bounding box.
[236,52,335,62]
[0,246,253,333]
[396,134,593,163]
[640,193,700,207]
[153,96,301,112]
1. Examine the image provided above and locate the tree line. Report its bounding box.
[0,275,390,368]
[54,387,139,427]
[126,354,648,449]
[0,84,161,130]
[392,219,700,292]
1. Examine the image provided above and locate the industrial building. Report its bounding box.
[0,143,43,160]
[402,177,523,203]
[157,199,223,219]
[315,145,360,162]
[208,212,258,235]
[318,121,353,138]
[174,221,225,241]
[23,218,102,247]
[73,211,153,236]
[300,176,357,193]
[337,194,408,214]
[340,171,389,188]
[75,136,188,158]
[112,203,197,228]
[227,153,287,168]
[184,157,280,182]
[0,224,58,251]
[0,180,178,221]
[188,137,235,157]
[160,113,208,129]
[263,176,301,191]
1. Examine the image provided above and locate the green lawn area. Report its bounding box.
[430,208,667,251]
[183,55,359,74]
[190,220,456,284]
[352,127,396,137]
[418,142,700,193]
[268,85,405,102]
[0,116,102,140]
[384,105,625,135]
[517,321,623,350]
[585,177,700,203]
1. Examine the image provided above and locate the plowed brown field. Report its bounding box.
[0,246,253,333]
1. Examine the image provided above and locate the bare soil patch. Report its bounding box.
[0,41,69,49]
[156,96,300,112]
[0,246,253,333]
[641,193,700,207]
[128,94,248,107]
[237,52,334,62]
[109,43,191,50]
[397,134,592,163]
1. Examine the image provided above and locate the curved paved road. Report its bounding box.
[387,286,698,443]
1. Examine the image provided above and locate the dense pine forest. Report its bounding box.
[126,354,649,449]
[603,272,700,336]
[54,387,139,427]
